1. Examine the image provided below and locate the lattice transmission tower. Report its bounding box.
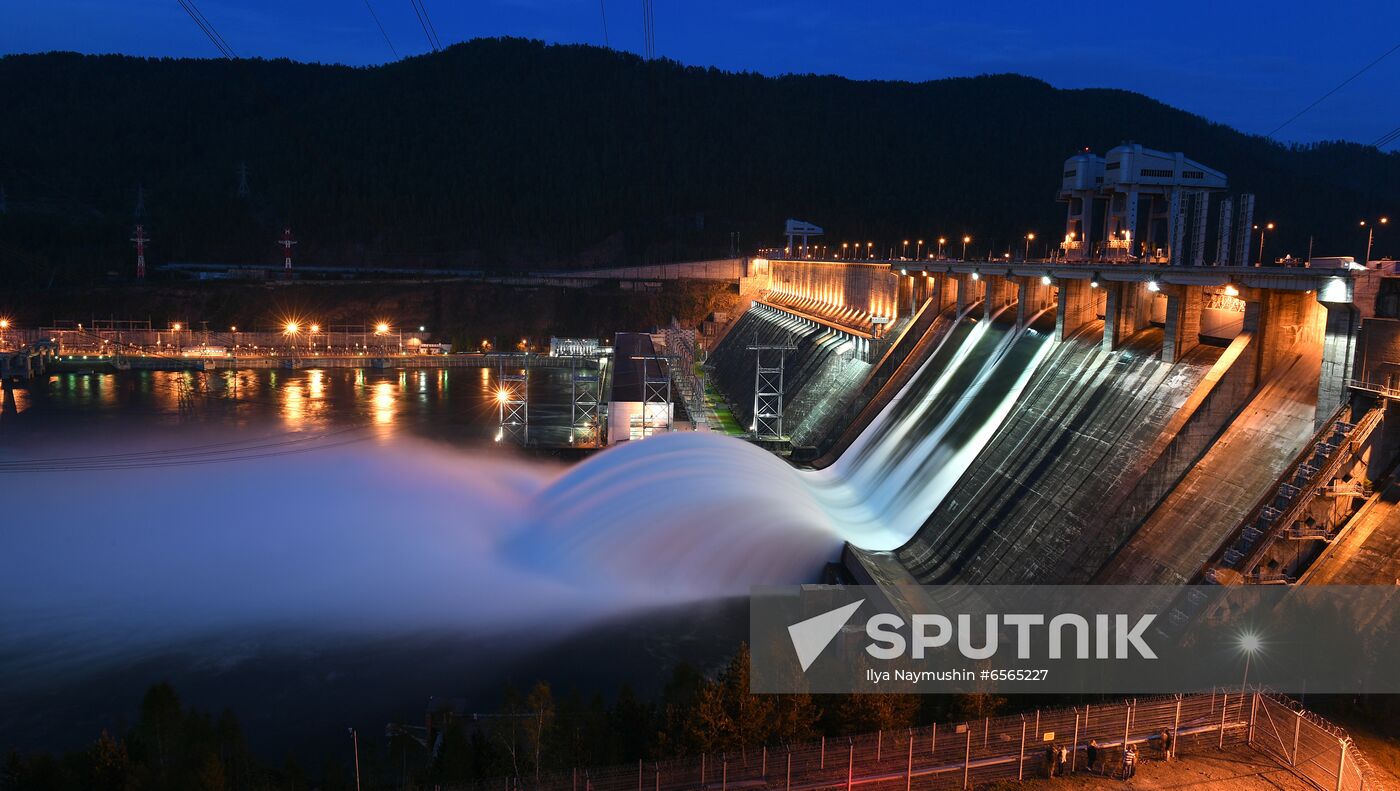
[748,334,797,440]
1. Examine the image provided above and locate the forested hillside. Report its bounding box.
[1,38,1397,286]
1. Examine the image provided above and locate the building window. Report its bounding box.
[1140,168,1175,178]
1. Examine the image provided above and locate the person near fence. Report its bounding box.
[1122,744,1138,779]
[1161,728,1173,761]
[1057,744,1070,775]
[1087,740,1100,774]
[1045,744,1057,778]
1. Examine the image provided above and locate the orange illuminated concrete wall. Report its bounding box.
[766,260,900,324]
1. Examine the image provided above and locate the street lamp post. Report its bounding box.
[229,326,238,396]
[902,240,909,259]
[348,728,362,791]
[1361,217,1389,264]
[866,241,874,260]
[1024,232,1036,261]
[915,239,924,259]
[1238,632,1261,693]
[1254,223,1275,266]
[937,237,946,259]
[962,236,971,261]
[841,242,848,260]
[283,321,300,356]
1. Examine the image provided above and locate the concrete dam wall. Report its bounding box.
[766,259,903,325]
[706,258,1367,588]
[890,325,1227,585]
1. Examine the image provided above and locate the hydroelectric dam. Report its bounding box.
[695,251,1399,591]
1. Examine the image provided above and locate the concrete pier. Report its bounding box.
[1317,301,1360,424]
[1102,280,1153,351]
[1160,285,1202,364]
[1055,278,1100,341]
[982,274,1016,321]
[954,273,982,315]
[1015,276,1055,327]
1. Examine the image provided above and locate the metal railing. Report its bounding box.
[1347,379,1400,401]
[1201,404,1381,583]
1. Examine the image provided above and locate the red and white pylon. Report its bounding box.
[278,227,297,279]
[131,224,149,280]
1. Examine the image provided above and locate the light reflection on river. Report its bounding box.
[1,366,575,448]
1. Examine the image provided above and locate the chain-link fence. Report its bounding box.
[1250,694,1380,791]
[442,692,1388,791]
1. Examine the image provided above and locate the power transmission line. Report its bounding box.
[362,0,399,58]
[175,0,236,59]
[599,0,610,48]
[175,0,226,57]
[1372,123,1400,150]
[640,0,654,58]
[1267,40,1400,139]
[177,1,233,58]
[418,0,443,51]
[408,0,442,52]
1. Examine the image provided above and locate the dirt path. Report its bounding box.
[1000,746,1315,790]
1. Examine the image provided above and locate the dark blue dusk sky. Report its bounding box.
[5,0,1399,148]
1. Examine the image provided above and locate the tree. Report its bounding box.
[685,681,733,754]
[194,752,226,791]
[657,662,705,756]
[608,685,655,762]
[718,644,775,749]
[134,681,184,776]
[524,681,557,780]
[770,693,820,746]
[827,693,921,734]
[88,730,131,791]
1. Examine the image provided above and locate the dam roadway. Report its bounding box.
[704,256,1392,588]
